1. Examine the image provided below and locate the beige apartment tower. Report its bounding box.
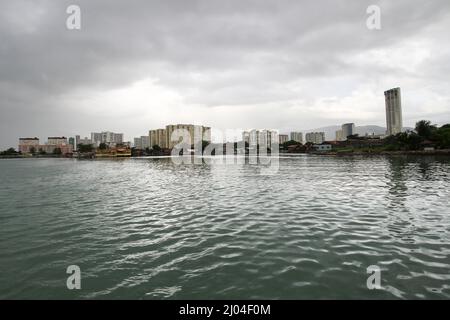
[385,87,403,136]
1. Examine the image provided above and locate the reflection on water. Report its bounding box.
[0,156,449,299]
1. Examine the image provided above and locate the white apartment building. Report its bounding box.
[290,132,303,143]
[385,87,403,136]
[305,132,325,144]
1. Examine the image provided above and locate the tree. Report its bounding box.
[29,146,36,154]
[39,148,47,155]
[152,145,161,152]
[77,144,94,153]
[415,120,437,139]
[435,124,450,149]
[53,147,62,155]
[0,148,18,155]
[99,143,108,150]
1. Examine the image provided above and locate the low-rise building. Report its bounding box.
[47,137,67,145]
[313,144,332,152]
[18,138,40,153]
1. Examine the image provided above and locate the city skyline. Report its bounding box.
[1,0,450,150]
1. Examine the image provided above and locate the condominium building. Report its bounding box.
[149,124,211,149]
[166,124,211,148]
[134,136,151,149]
[91,131,124,147]
[279,134,289,144]
[242,131,250,145]
[290,132,303,143]
[305,132,325,144]
[335,130,344,141]
[149,128,168,149]
[385,87,403,136]
[341,123,355,140]
[242,129,278,148]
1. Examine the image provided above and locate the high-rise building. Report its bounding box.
[335,130,344,141]
[305,132,325,144]
[242,131,250,145]
[279,134,289,144]
[149,128,168,149]
[165,124,211,148]
[134,137,142,149]
[341,123,355,140]
[91,131,124,147]
[385,87,403,136]
[68,137,75,148]
[290,132,303,143]
[141,136,151,149]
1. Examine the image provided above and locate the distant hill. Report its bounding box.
[302,125,413,140]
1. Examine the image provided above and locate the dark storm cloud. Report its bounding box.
[1,0,450,148]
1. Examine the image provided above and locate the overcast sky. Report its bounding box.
[1,0,450,148]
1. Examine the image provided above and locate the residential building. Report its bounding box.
[68,137,75,149]
[91,131,124,147]
[134,137,142,149]
[385,87,403,136]
[149,128,168,149]
[341,123,355,140]
[290,132,303,143]
[242,131,250,145]
[279,134,289,144]
[165,124,211,148]
[305,132,325,144]
[134,136,151,150]
[335,130,344,141]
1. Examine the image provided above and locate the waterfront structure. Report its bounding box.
[385,87,403,136]
[290,132,303,143]
[47,137,67,145]
[279,134,289,144]
[341,123,355,140]
[305,132,325,144]
[91,131,124,147]
[335,130,344,141]
[18,137,40,153]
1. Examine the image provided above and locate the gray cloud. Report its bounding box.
[1,0,450,148]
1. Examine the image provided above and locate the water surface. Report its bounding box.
[0,155,449,299]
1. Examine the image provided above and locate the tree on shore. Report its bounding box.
[77,144,94,153]
[99,143,108,150]
[53,147,62,155]
[415,120,437,139]
[0,147,19,155]
[152,145,161,152]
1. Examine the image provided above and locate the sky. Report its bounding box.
[1,0,450,148]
